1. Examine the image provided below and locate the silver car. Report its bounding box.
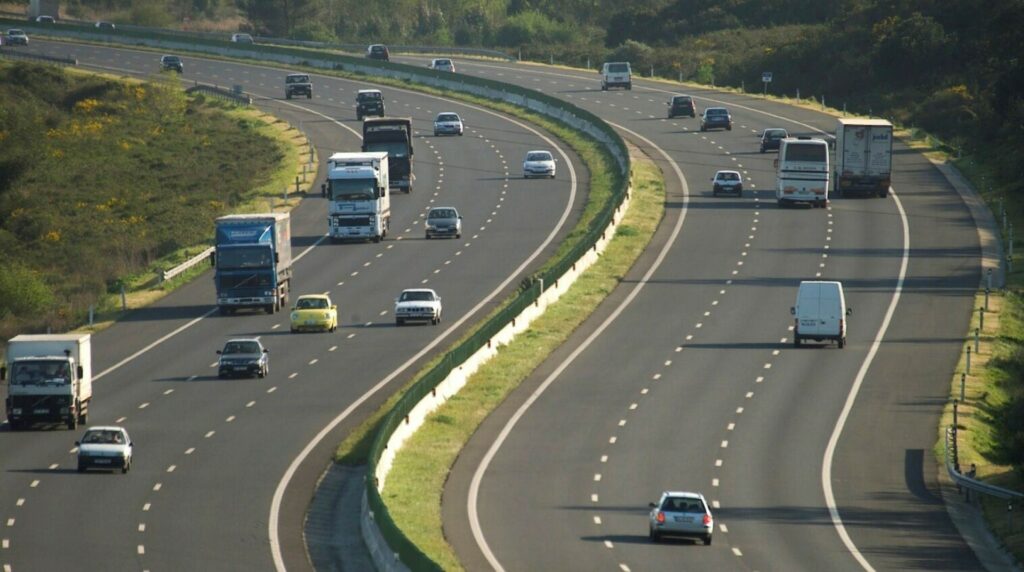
[425,206,462,239]
[433,112,464,136]
[523,150,556,179]
[648,491,713,544]
[76,426,133,473]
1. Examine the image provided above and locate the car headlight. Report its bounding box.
[323,312,331,319]
[12,408,21,415]
[291,312,298,320]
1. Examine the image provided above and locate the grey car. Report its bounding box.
[648,491,714,544]
[425,206,462,239]
[760,128,789,152]
[700,107,732,131]
[217,338,269,378]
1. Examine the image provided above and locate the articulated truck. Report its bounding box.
[362,117,414,193]
[834,118,893,198]
[213,213,293,314]
[2,334,92,430]
[326,152,390,242]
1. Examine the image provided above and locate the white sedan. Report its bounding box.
[395,288,442,325]
[76,426,133,473]
[523,150,556,179]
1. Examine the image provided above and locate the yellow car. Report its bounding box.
[290,295,338,333]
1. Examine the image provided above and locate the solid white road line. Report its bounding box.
[821,192,909,572]
[467,123,689,572]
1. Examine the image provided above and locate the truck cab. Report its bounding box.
[2,334,92,430]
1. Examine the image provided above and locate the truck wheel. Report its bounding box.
[80,410,88,425]
[838,337,846,349]
[67,413,78,431]
[879,188,889,198]
[794,336,801,347]
[266,304,275,315]
[286,93,291,100]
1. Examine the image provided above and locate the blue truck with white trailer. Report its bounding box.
[212,213,292,315]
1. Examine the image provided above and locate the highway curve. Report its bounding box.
[420,59,986,571]
[0,42,588,571]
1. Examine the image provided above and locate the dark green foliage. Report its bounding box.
[0,62,283,336]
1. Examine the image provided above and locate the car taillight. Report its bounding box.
[703,514,712,526]
[657,511,666,524]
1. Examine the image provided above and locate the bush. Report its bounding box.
[0,263,54,319]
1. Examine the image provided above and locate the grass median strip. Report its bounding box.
[380,146,663,570]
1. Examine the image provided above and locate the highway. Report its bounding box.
[0,42,588,571]
[407,59,987,570]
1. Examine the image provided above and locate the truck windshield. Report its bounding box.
[217,246,273,269]
[365,141,407,159]
[218,272,272,289]
[330,179,378,201]
[10,360,70,386]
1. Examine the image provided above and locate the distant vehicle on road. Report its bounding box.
[776,137,830,207]
[433,112,464,136]
[367,44,390,61]
[760,128,789,152]
[76,426,132,473]
[290,295,338,333]
[231,32,254,44]
[356,89,385,120]
[700,107,732,131]
[216,338,269,378]
[285,73,312,99]
[523,150,556,179]
[648,491,713,544]
[95,21,116,30]
[792,280,851,348]
[425,207,462,239]
[600,61,632,90]
[667,94,696,118]
[34,15,55,23]
[5,29,29,45]
[395,289,442,325]
[712,170,743,197]
[429,58,455,72]
[834,118,893,198]
[160,55,183,73]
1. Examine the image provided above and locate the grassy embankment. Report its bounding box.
[0,62,315,344]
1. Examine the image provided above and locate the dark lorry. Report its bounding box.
[362,117,414,193]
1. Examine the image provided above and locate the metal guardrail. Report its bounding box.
[0,46,76,65]
[159,247,214,283]
[944,426,1021,529]
[184,83,252,105]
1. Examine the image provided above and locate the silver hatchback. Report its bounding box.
[648,491,713,544]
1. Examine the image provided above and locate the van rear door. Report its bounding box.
[796,282,823,336]
[818,283,842,336]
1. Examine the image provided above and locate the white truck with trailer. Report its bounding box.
[2,333,92,430]
[834,118,893,198]
[326,152,391,243]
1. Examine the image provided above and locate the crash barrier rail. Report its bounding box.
[0,45,76,65]
[944,426,1022,529]
[184,82,253,106]
[158,246,215,284]
[0,22,631,569]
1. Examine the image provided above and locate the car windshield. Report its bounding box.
[400,291,433,302]
[662,497,704,512]
[437,114,459,122]
[527,152,551,162]
[429,209,455,219]
[297,298,328,309]
[223,341,261,354]
[287,75,309,83]
[83,430,124,444]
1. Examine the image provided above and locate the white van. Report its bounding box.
[791,281,851,348]
[601,62,632,91]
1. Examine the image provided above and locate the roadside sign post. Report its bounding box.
[761,71,772,97]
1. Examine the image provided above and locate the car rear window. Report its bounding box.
[437,114,459,122]
[607,63,629,73]
[527,152,551,161]
[707,108,727,116]
[287,75,309,83]
[662,498,705,512]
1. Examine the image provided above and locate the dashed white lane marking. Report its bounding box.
[5,562,12,571]
[138,545,145,555]
[601,455,608,463]
[629,403,638,410]
[720,523,729,533]
[143,503,151,511]
[139,402,150,409]
[763,363,772,369]
[14,500,23,508]
[664,360,672,366]
[247,401,256,408]
[594,474,602,482]
[712,478,720,487]
[347,333,356,339]
[226,415,236,422]
[272,324,281,330]
[727,423,735,431]
[167,465,176,473]
[289,373,298,379]
[152,483,162,492]
[29,480,38,489]
[116,417,127,423]
[2,538,8,548]
[736,407,744,414]
[712,500,721,509]
[652,373,661,380]
[604,540,614,549]
[138,523,146,532]
[721,441,729,448]
[205,431,215,438]
[185,448,195,455]
[268,387,277,394]
[329,346,338,352]
[746,392,754,398]
[591,494,599,502]
[48,464,58,470]
[772,350,780,356]
[593,516,602,524]
[609,436,617,444]
[617,419,627,427]
[641,388,649,395]
[309,359,318,365]
[715,459,723,467]
[187,375,197,382]
[732,547,743,556]
[5,519,12,527]
[686,335,693,340]
[163,389,174,395]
